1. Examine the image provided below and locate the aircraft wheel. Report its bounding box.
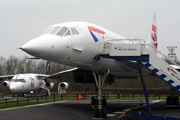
[91,97,95,105]
[45,90,49,96]
[91,97,98,106]
[102,98,107,108]
[166,96,172,105]
[94,107,100,118]
[101,107,107,118]
[173,96,179,108]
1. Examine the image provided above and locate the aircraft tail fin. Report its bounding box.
[44,61,51,75]
[146,13,158,52]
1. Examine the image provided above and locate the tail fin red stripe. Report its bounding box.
[152,24,157,34]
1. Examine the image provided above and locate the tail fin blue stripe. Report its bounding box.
[44,61,51,75]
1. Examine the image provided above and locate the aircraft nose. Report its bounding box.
[21,35,68,60]
[21,35,55,58]
[9,84,18,93]
[10,83,24,93]
[21,36,47,57]
[21,39,37,52]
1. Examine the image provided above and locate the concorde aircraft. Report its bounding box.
[0,61,69,96]
[20,15,180,118]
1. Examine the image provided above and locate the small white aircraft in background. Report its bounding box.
[0,61,69,96]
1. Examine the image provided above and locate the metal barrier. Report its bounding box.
[0,93,175,108]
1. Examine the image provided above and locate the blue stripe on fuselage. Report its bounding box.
[90,31,98,42]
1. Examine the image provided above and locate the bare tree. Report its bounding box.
[0,56,6,75]
[34,60,46,74]
[5,55,18,74]
[16,56,27,74]
[0,55,73,75]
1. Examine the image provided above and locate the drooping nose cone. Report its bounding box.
[21,34,70,61]
[21,36,50,58]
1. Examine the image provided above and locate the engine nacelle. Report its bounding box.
[2,81,10,88]
[59,82,69,90]
[46,82,54,89]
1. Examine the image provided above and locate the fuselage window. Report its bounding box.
[50,26,61,34]
[11,79,26,83]
[56,27,68,36]
[64,30,71,36]
[43,27,54,34]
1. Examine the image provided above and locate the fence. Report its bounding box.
[0,95,63,107]
[0,93,178,108]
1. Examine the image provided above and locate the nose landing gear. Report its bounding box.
[91,70,108,118]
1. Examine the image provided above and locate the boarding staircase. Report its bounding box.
[101,39,180,93]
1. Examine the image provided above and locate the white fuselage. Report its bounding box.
[21,22,138,74]
[9,74,45,94]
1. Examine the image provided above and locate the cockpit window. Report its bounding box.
[43,27,55,34]
[71,28,76,35]
[29,77,34,81]
[74,28,79,34]
[56,27,68,36]
[43,26,79,36]
[11,79,26,83]
[71,28,79,35]
[64,30,71,36]
[50,26,61,34]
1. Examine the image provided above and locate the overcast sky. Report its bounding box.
[0,0,180,60]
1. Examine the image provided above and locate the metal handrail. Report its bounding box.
[106,39,146,44]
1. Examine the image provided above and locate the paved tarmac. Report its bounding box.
[0,100,180,120]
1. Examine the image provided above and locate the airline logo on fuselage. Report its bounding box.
[31,83,34,87]
[88,26,105,42]
[168,67,178,74]
[114,46,137,51]
[167,67,180,81]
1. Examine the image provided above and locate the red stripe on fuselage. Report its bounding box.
[88,26,105,34]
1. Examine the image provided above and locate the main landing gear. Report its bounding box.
[12,93,24,97]
[166,88,179,108]
[91,70,108,118]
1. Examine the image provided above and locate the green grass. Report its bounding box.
[0,96,62,109]
[105,94,168,100]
